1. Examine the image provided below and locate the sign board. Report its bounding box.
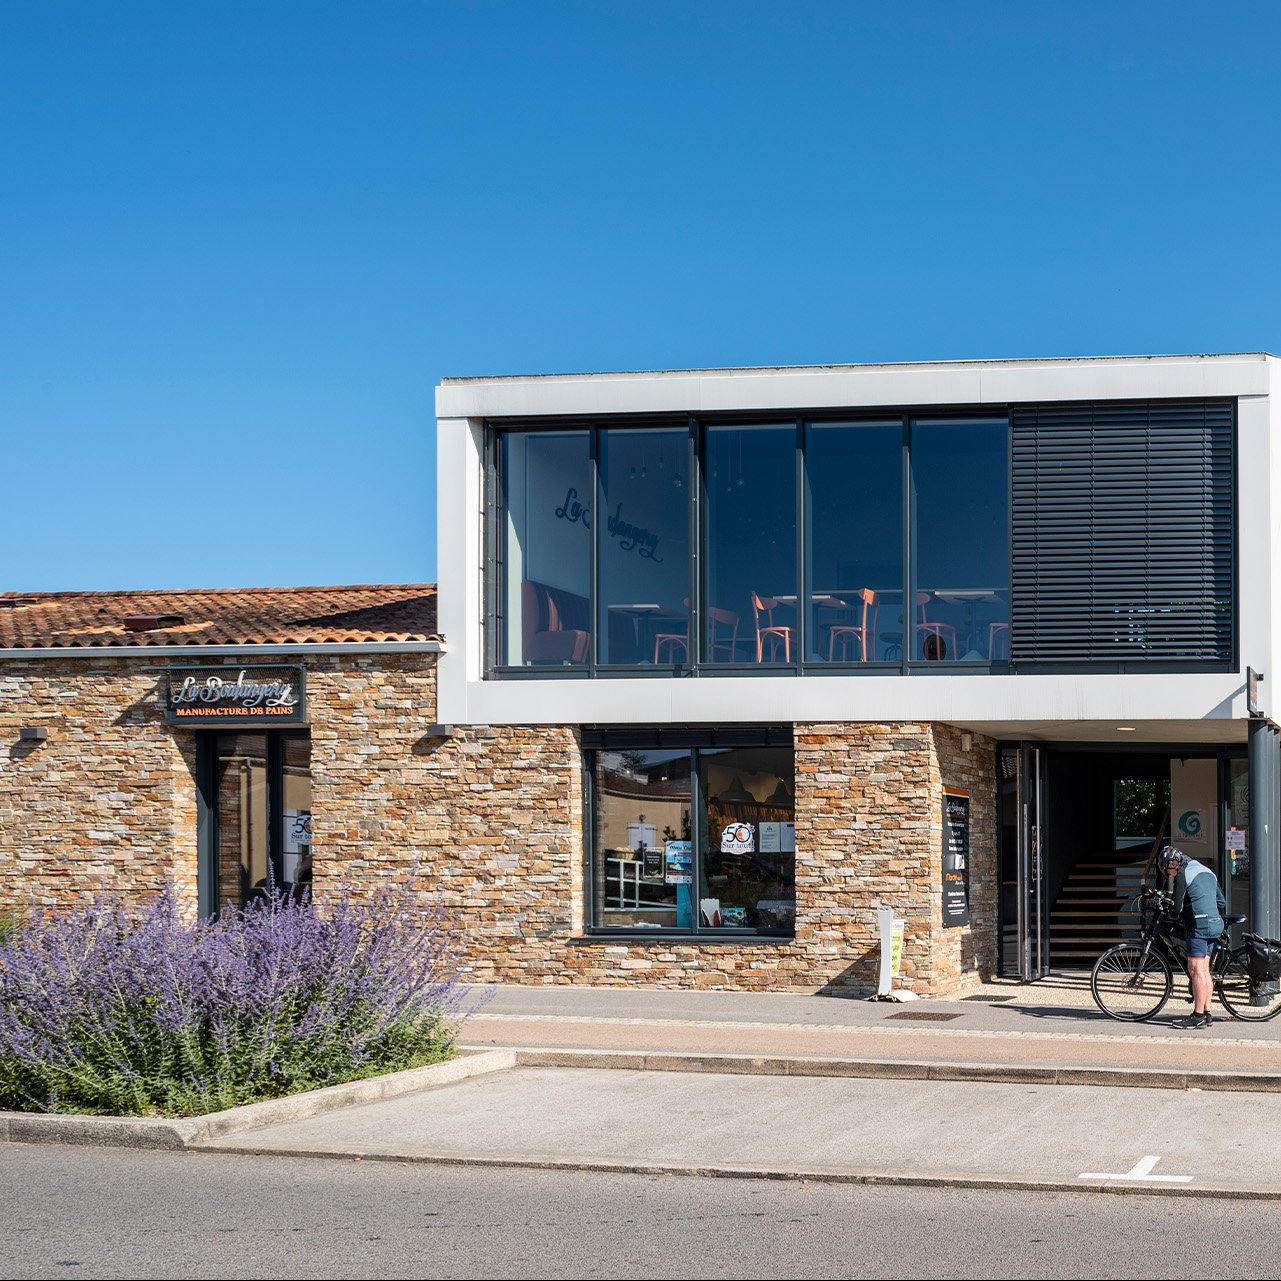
[165,666,306,727]
[942,788,970,927]
[1248,667,1263,718]
[282,808,312,882]
[664,841,692,884]
[876,906,906,996]
[758,822,796,854]
[1170,758,1216,860]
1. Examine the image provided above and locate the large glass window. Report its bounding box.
[804,421,903,663]
[210,731,312,912]
[589,736,795,936]
[597,428,690,665]
[704,425,797,664]
[699,745,795,932]
[910,418,1010,662]
[592,749,693,929]
[500,430,592,666]
[489,413,1015,673]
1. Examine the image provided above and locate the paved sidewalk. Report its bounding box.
[205,1064,1281,1198]
[194,979,1281,1198]
[456,976,1281,1079]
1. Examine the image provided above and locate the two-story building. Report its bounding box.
[433,352,1281,991]
[3,353,1278,996]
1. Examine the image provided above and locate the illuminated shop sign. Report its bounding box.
[164,665,306,726]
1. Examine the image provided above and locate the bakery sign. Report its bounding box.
[164,666,306,726]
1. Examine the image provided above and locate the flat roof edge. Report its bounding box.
[439,352,1276,386]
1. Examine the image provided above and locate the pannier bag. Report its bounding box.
[1245,934,1281,983]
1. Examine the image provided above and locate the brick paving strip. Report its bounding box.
[461,1013,1281,1078]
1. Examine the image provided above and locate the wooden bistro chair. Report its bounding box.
[915,591,958,660]
[827,588,879,662]
[752,592,794,663]
[988,621,1010,661]
[653,603,740,664]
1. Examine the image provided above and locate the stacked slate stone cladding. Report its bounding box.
[1,649,997,995]
[319,689,997,992]
[0,659,200,907]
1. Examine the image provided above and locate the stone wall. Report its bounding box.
[0,659,198,910]
[1,653,998,994]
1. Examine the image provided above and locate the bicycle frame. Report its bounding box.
[1130,890,1231,982]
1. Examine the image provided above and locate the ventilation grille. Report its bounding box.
[1010,399,1234,665]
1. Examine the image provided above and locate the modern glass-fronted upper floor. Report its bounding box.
[486,398,1234,678]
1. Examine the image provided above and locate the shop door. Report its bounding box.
[1019,745,1050,980]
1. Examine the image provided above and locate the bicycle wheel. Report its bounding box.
[1216,951,1281,1022]
[1091,944,1173,1021]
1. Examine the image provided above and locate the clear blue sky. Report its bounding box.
[5,2,1279,592]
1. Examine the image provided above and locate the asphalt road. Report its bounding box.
[4,1146,1281,1280]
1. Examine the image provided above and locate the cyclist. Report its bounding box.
[1162,845,1226,1030]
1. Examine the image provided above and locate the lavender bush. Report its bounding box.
[0,879,476,1117]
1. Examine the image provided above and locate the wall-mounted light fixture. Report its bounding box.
[424,723,455,739]
[19,726,49,742]
[960,732,973,752]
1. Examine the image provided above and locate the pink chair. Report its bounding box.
[653,604,739,664]
[752,592,793,663]
[827,588,879,661]
[915,591,957,660]
[988,621,1009,660]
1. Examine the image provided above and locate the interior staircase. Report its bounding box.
[1049,853,1151,967]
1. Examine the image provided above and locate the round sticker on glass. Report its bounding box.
[720,822,755,854]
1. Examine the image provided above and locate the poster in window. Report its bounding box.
[942,788,970,927]
[283,809,312,883]
[664,841,693,884]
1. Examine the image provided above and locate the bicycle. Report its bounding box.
[1090,886,1281,1022]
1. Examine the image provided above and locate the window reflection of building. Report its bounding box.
[702,747,795,932]
[212,731,312,910]
[589,739,795,936]
[593,749,693,930]
[493,416,1013,672]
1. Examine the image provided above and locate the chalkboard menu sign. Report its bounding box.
[943,788,970,927]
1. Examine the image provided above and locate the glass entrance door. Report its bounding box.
[203,730,312,913]
[1019,745,1050,980]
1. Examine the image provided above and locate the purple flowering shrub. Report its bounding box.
[0,880,476,1116]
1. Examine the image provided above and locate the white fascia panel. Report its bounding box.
[1238,393,1271,712]
[436,417,482,721]
[978,355,1270,404]
[454,671,1246,727]
[1269,368,1281,721]
[436,354,1271,421]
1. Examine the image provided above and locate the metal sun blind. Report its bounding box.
[1010,399,1234,664]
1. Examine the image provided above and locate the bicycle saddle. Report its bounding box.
[1225,913,1247,926]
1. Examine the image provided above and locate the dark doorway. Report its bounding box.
[1000,744,1247,974]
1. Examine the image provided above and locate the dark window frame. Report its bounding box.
[196,728,311,919]
[583,726,796,940]
[485,397,1237,679]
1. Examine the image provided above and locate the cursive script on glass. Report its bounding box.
[555,487,591,528]
[607,503,662,561]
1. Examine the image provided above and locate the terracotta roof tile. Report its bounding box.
[0,585,440,649]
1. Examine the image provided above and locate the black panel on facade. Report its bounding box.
[1010,399,1235,665]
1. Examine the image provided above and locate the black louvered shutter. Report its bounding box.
[1010,399,1234,665]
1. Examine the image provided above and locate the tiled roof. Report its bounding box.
[0,585,440,649]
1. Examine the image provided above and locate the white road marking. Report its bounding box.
[1079,1154,1193,1182]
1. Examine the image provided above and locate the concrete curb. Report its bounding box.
[497,1045,1281,1092]
[191,1143,1281,1201]
[0,1048,516,1151]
